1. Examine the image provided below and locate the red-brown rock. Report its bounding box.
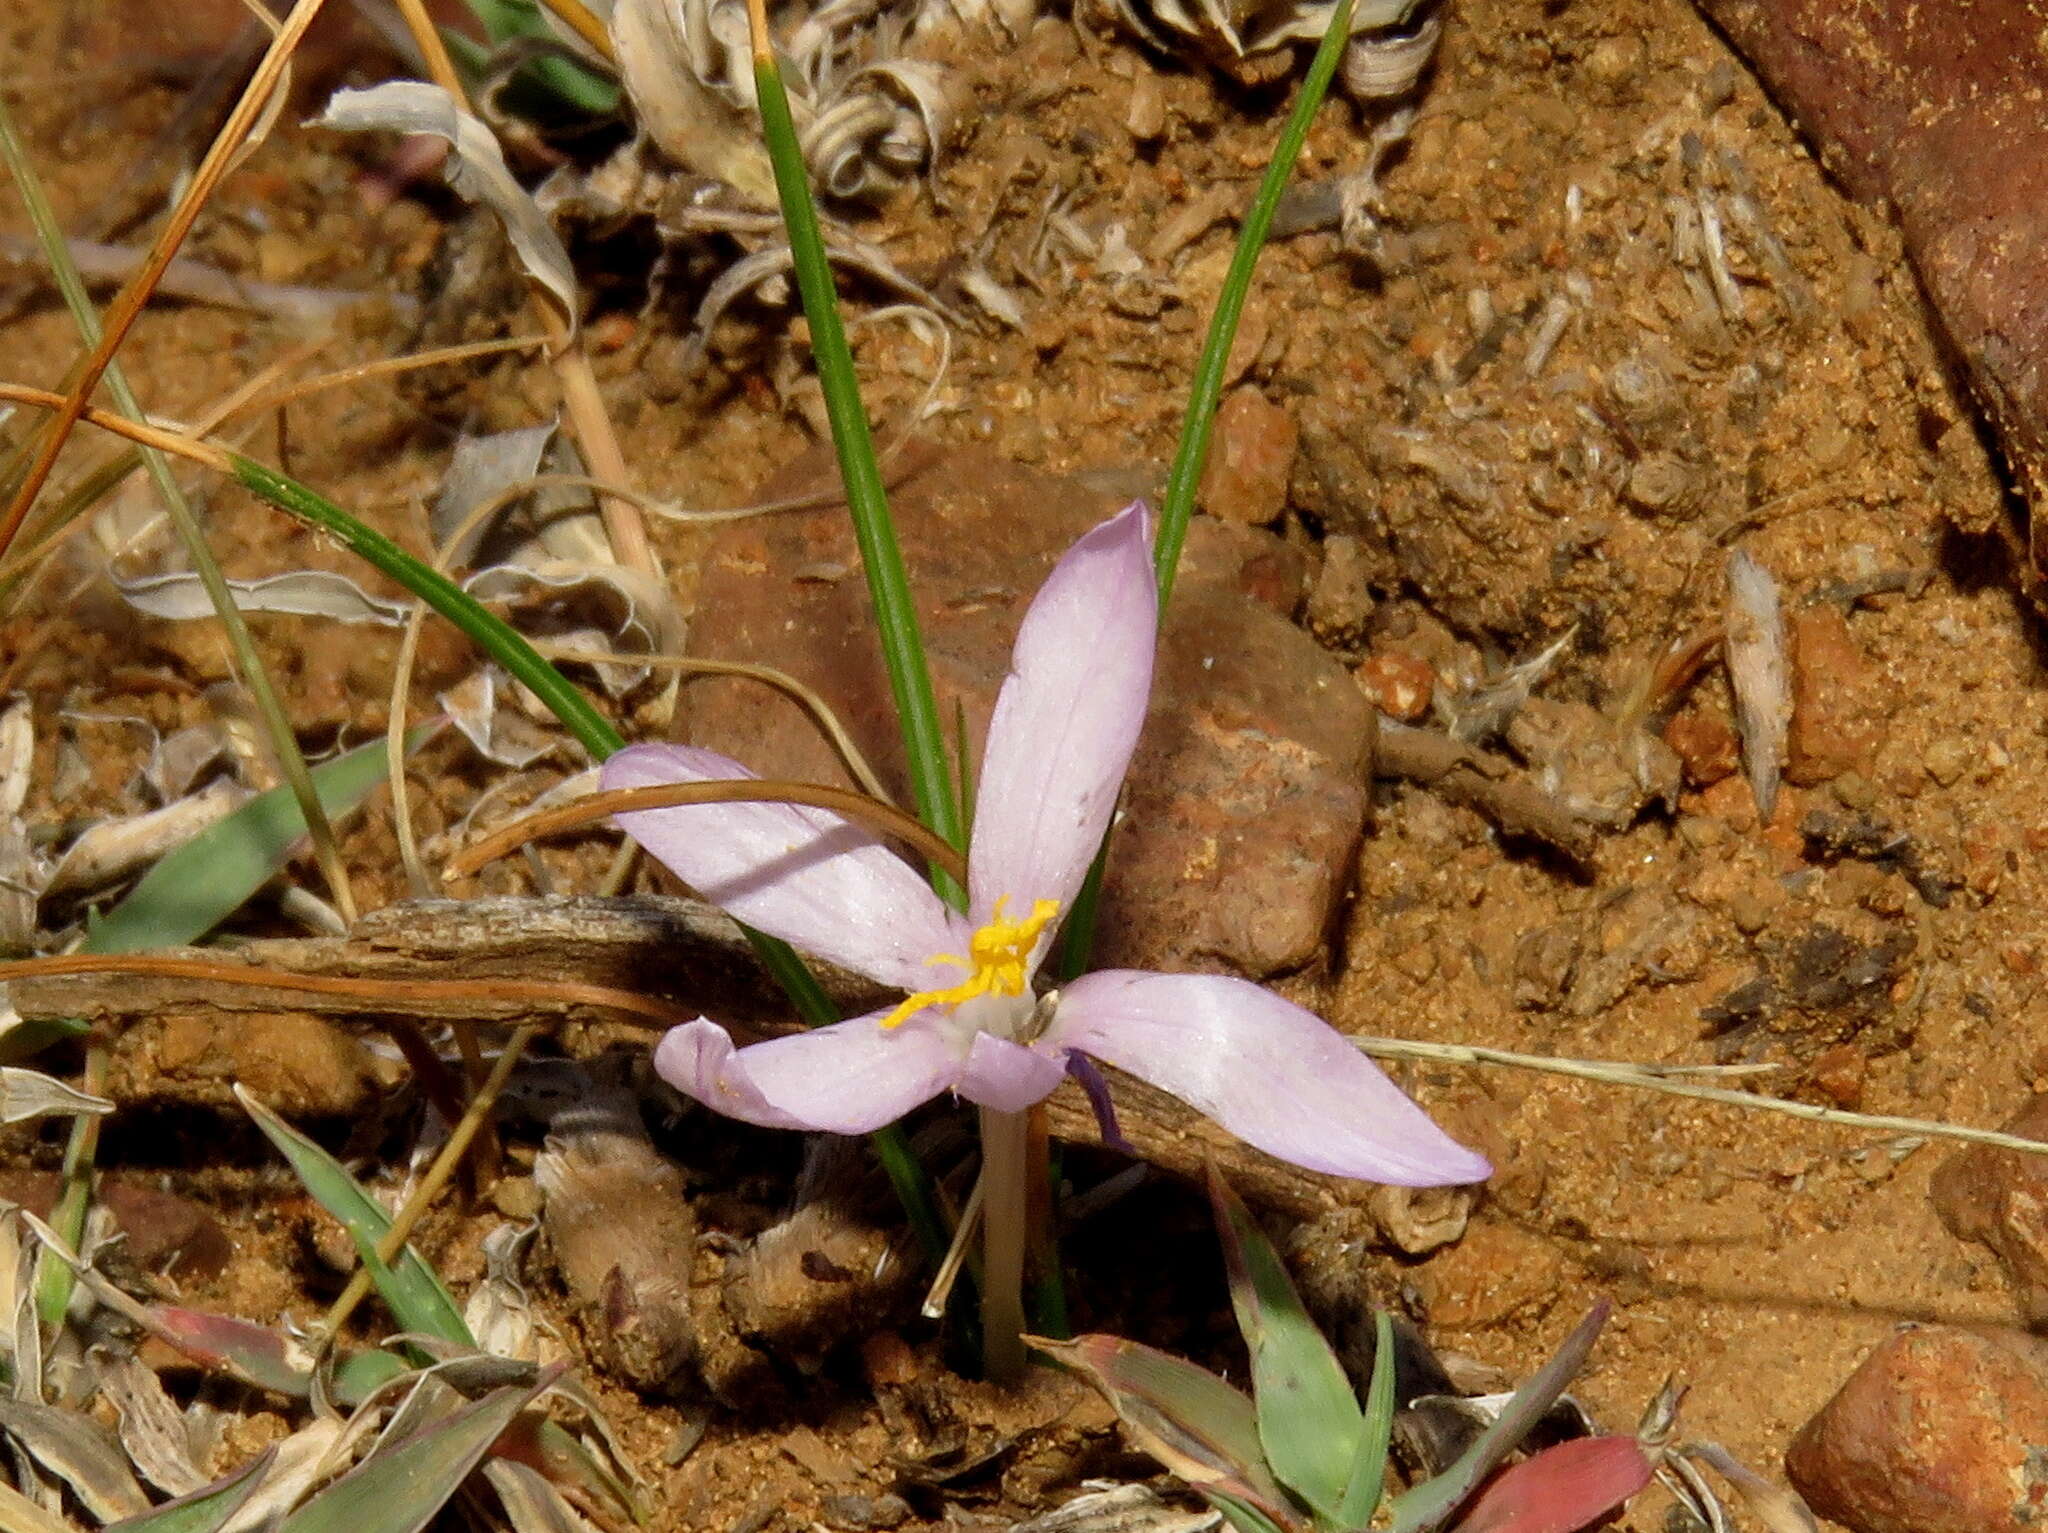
[1787,606,1881,786]
[1786,1324,2048,1533]
[1198,388,1298,527]
[1930,1093,2048,1322]
[684,446,1369,978]
[1694,0,2048,575]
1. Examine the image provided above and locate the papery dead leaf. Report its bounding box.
[1725,548,1789,823]
[311,83,579,333]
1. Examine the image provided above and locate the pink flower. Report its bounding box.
[603,504,1489,1186]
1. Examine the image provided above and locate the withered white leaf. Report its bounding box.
[1725,548,1789,823]
[311,83,580,334]
[116,569,410,627]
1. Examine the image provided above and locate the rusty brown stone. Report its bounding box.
[1930,1093,2048,1322]
[1663,704,1741,786]
[1787,606,1882,786]
[685,446,1370,978]
[1693,0,2048,570]
[1785,1324,2048,1533]
[1197,388,1298,526]
[0,1170,232,1281]
[1355,649,1434,722]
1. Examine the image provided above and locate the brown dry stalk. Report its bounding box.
[445,779,970,885]
[0,953,690,1029]
[0,385,231,472]
[0,0,330,560]
[385,0,655,580]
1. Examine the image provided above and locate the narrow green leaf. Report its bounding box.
[1336,1310,1398,1528]
[106,1448,275,1533]
[237,1086,475,1348]
[1153,0,1355,609]
[1388,1302,1611,1533]
[278,1377,545,1533]
[749,50,964,902]
[1031,1334,1298,1527]
[1210,1170,1363,1521]
[81,729,433,955]
[225,456,948,1273]
[1206,1491,1296,1533]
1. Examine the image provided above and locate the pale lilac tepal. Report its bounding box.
[603,503,1490,1186]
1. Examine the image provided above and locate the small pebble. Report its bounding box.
[1923,736,1972,787]
[1356,649,1434,721]
[1198,387,1297,525]
[491,1176,542,1220]
[1306,534,1375,645]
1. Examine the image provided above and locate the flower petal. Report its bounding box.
[604,743,963,991]
[969,502,1157,924]
[653,1015,960,1134]
[952,1031,1068,1112]
[1049,971,1492,1185]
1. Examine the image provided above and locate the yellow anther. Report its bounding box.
[879,896,1061,1030]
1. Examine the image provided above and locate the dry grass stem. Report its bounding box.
[444,780,970,885]
[316,1023,540,1350]
[1357,1035,2048,1159]
[0,0,331,558]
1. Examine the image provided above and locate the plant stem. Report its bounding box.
[743,13,963,904]
[1152,0,1356,608]
[978,1104,1029,1384]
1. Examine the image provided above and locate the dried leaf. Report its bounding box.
[1682,1442,1818,1533]
[1031,1335,1296,1528]
[101,1351,209,1497]
[0,702,29,819]
[1725,549,1789,823]
[311,84,579,332]
[608,0,776,203]
[46,780,253,899]
[1388,1303,1611,1533]
[430,425,555,566]
[484,1458,599,1533]
[0,1069,111,1124]
[1447,1436,1652,1533]
[114,570,410,628]
[0,1395,152,1521]
[439,669,559,769]
[1010,1484,1221,1533]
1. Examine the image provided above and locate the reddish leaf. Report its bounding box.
[1449,1437,1653,1533]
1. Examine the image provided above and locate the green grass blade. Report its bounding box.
[1153,0,1355,609]
[0,93,354,923]
[1336,1310,1397,1528]
[237,1086,475,1348]
[227,455,948,1269]
[105,1447,275,1533]
[80,728,430,956]
[230,456,622,760]
[278,1378,545,1533]
[1387,1302,1610,1533]
[749,50,963,903]
[1210,1170,1363,1521]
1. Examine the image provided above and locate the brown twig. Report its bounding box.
[386,0,655,581]
[1375,721,1596,861]
[0,0,331,561]
[0,952,693,1029]
[444,780,971,886]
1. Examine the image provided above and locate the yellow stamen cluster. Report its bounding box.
[879,896,1061,1030]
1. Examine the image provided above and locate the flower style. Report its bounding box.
[602,504,1490,1187]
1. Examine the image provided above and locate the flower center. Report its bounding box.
[879,895,1061,1031]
